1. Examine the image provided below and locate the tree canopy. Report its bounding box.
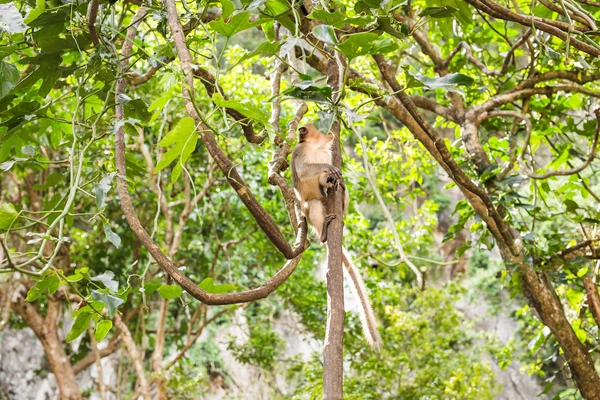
[2,0,600,398]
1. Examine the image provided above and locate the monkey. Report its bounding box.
[291,124,382,349]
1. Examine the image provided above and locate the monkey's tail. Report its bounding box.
[342,247,382,350]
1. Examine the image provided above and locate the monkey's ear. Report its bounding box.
[299,126,308,137]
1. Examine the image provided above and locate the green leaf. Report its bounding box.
[420,6,457,18]
[354,0,381,13]
[47,274,60,294]
[158,284,183,299]
[549,146,570,170]
[0,61,19,99]
[282,86,332,103]
[310,10,373,28]
[230,41,282,69]
[406,71,474,93]
[148,87,174,112]
[337,32,398,59]
[563,199,578,211]
[199,277,237,294]
[221,0,234,19]
[209,11,263,38]
[312,24,337,45]
[0,202,18,229]
[91,271,119,292]
[103,223,121,248]
[566,288,584,308]
[24,0,46,25]
[124,99,151,122]
[91,290,124,317]
[66,273,83,282]
[212,93,271,124]
[94,320,112,342]
[143,281,162,294]
[66,311,93,343]
[25,285,43,302]
[155,117,198,183]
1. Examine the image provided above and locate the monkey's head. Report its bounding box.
[298,124,324,143]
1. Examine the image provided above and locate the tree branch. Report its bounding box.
[529,109,599,179]
[584,277,600,327]
[112,0,308,305]
[464,0,600,56]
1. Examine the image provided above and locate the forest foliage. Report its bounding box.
[2,0,600,398]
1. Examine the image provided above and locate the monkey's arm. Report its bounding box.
[296,163,341,180]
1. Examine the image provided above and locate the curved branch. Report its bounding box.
[445,33,531,77]
[529,109,600,179]
[112,3,307,305]
[511,70,600,91]
[268,102,309,229]
[192,68,266,144]
[464,0,600,56]
[538,0,596,30]
[469,85,600,117]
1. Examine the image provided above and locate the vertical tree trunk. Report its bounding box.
[323,56,346,400]
[40,333,82,400]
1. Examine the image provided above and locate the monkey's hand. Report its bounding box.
[323,166,345,190]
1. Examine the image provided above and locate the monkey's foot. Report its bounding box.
[320,214,337,243]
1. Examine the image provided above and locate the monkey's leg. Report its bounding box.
[319,214,336,243]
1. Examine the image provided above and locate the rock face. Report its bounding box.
[0,328,57,399]
[0,328,119,400]
[456,289,548,400]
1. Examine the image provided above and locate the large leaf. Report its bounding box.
[309,10,373,27]
[91,271,119,292]
[14,53,62,97]
[94,320,113,342]
[0,3,28,33]
[0,61,18,99]
[209,11,264,38]
[91,290,124,317]
[66,311,93,342]
[230,41,282,69]
[282,85,332,103]
[221,0,234,19]
[420,6,457,17]
[124,99,151,122]
[312,24,337,45]
[158,284,183,299]
[24,0,45,25]
[337,32,398,59]
[103,223,121,248]
[155,117,198,183]
[0,202,18,229]
[407,71,474,93]
[212,93,271,124]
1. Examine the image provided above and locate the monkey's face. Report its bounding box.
[298,124,322,143]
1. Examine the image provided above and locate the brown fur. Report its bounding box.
[290,124,382,349]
